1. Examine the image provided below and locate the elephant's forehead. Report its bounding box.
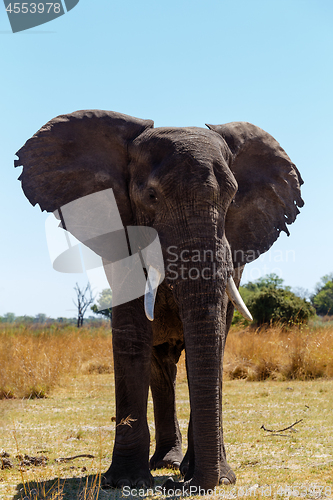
[130,126,228,161]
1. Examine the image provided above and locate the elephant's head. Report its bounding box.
[15,110,303,318]
[16,110,303,488]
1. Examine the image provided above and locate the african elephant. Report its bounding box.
[15,110,303,491]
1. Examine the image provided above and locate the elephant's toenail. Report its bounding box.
[220,477,231,485]
[116,479,131,488]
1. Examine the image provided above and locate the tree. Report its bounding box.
[243,273,285,292]
[2,312,16,323]
[73,282,95,328]
[232,273,315,326]
[34,313,47,324]
[247,287,315,325]
[15,315,35,324]
[91,288,112,326]
[312,273,333,315]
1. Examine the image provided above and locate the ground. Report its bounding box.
[1,374,333,499]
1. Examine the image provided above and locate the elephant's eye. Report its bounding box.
[148,188,158,202]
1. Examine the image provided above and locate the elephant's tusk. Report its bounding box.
[144,266,162,321]
[226,276,253,321]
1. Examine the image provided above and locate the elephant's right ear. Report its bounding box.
[15,110,154,225]
[207,122,304,266]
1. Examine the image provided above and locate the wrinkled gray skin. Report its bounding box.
[16,111,303,491]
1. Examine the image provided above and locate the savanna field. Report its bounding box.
[1,321,333,499]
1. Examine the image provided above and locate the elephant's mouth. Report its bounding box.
[144,266,252,322]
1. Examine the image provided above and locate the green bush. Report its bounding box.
[247,287,315,325]
[91,288,112,326]
[312,274,333,315]
[232,273,315,326]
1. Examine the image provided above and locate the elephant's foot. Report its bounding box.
[101,462,154,489]
[149,444,183,470]
[179,458,236,486]
[163,467,236,494]
[219,461,236,485]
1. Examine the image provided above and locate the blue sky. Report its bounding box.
[1,0,332,318]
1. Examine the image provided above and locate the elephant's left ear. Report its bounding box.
[15,110,154,225]
[207,122,304,266]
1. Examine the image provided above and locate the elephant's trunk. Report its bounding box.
[163,227,231,489]
[145,267,251,323]
[156,215,235,488]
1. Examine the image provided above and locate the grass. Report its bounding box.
[0,321,333,498]
[1,321,333,399]
[0,324,113,399]
[1,376,332,498]
[224,323,333,382]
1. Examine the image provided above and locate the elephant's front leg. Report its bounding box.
[150,342,184,470]
[216,298,238,485]
[180,401,235,485]
[180,299,237,485]
[102,300,154,489]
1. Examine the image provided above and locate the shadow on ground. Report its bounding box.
[13,474,178,499]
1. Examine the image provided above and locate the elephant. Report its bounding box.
[15,110,303,491]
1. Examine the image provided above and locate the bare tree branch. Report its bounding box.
[55,454,95,463]
[260,419,303,433]
[73,282,95,328]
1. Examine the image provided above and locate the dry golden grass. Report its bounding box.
[1,321,332,498]
[1,321,332,399]
[0,324,113,399]
[223,323,333,382]
[1,376,332,499]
